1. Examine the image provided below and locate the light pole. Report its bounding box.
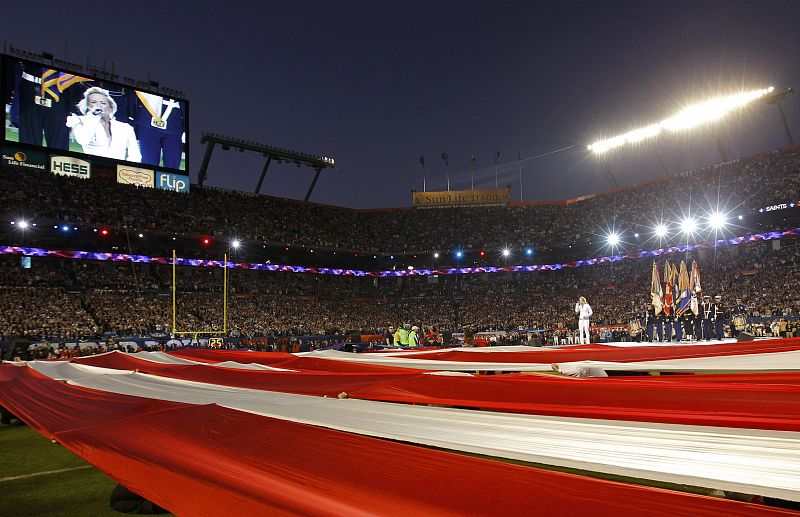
[494,151,500,188]
[441,153,449,191]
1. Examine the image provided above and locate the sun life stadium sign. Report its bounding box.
[412,187,510,208]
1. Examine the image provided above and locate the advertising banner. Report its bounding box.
[1,145,47,171]
[412,187,510,207]
[156,171,190,192]
[117,164,155,188]
[50,155,91,179]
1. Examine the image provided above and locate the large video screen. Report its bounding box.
[2,55,188,172]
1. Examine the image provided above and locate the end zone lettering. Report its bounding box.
[50,156,91,179]
[156,172,190,193]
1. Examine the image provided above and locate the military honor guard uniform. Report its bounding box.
[646,305,663,342]
[133,92,185,168]
[700,296,713,340]
[713,296,728,340]
[11,61,89,150]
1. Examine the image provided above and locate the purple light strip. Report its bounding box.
[2,228,798,277]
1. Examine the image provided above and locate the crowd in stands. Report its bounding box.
[0,238,798,343]
[1,144,799,345]
[1,146,799,255]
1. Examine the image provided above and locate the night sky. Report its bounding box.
[4,0,800,207]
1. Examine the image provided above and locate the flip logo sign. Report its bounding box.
[156,172,190,193]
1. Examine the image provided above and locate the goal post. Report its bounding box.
[171,250,228,336]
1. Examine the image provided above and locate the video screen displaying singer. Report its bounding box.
[2,56,187,171]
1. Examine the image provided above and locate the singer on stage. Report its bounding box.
[575,296,593,345]
[67,87,141,162]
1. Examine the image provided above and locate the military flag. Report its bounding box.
[663,260,673,316]
[689,260,702,316]
[650,262,663,315]
[676,260,691,315]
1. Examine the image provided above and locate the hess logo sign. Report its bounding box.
[156,172,190,192]
[50,156,91,179]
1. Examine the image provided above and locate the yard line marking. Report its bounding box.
[0,465,92,482]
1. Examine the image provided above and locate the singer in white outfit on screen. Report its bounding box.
[575,296,593,344]
[66,87,141,162]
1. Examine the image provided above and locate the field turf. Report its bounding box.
[1,424,123,516]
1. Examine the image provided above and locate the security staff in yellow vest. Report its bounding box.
[393,326,402,346]
[398,324,410,346]
[408,326,420,347]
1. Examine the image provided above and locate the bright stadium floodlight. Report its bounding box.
[433,252,439,258]
[502,248,511,257]
[231,239,241,249]
[588,124,662,153]
[681,217,697,235]
[708,212,727,230]
[607,233,620,246]
[17,220,28,229]
[588,86,775,153]
[654,224,668,238]
[661,87,774,131]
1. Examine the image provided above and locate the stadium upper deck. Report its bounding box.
[1,144,799,269]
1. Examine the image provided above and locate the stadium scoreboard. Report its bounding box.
[1,53,190,191]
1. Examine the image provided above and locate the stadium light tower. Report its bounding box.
[601,159,620,189]
[763,87,795,145]
[588,86,778,154]
[198,133,335,201]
